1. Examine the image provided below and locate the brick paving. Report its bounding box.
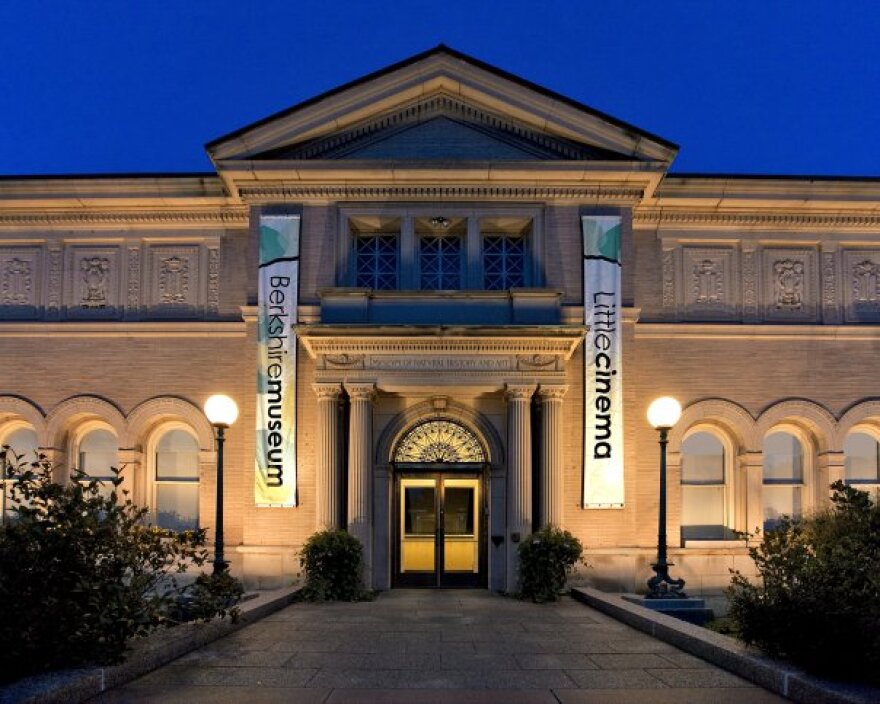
[92,590,785,703]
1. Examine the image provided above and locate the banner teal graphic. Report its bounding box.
[256,215,300,506]
[582,215,624,508]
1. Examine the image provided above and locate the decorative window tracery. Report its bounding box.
[355,233,398,290]
[420,235,462,290]
[482,234,526,290]
[394,420,485,463]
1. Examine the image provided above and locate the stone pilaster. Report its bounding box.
[345,382,376,588]
[739,451,764,540]
[818,451,846,506]
[538,384,567,529]
[313,383,342,530]
[505,383,536,593]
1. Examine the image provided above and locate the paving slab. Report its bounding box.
[93,589,787,702]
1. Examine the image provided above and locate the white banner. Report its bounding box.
[256,214,300,506]
[582,215,624,508]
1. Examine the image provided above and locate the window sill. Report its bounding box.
[683,539,747,549]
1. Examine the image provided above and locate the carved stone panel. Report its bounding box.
[762,248,818,322]
[67,247,122,319]
[0,247,41,319]
[741,247,759,322]
[844,249,880,322]
[146,245,202,318]
[681,247,738,320]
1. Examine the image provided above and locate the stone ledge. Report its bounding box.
[0,587,298,704]
[571,587,879,704]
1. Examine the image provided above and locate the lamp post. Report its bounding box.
[204,394,239,574]
[646,396,687,599]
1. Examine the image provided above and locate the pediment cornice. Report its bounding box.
[207,49,677,166]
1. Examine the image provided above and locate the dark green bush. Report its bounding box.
[728,481,880,682]
[517,524,584,602]
[299,529,369,601]
[0,449,243,684]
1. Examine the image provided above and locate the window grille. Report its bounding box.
[420,235,462,290]
[482,234,526,289]
[355,234,398,290]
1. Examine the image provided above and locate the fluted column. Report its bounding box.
[506,383,536,593]
[538,385,568,529]
[313,383,342,530]
[345,382,375,588]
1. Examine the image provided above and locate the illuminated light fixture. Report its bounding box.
[203,394,238,573]
[645,396,687,599]
[647,396,682,430]
[204,394,239,428]
[430,216,451,229]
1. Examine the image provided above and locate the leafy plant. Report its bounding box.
[728,481,880,682]
[0,448,243,684]
[517,524,584,602]
[299,529,370,601]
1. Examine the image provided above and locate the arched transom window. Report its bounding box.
[394,420,486,463]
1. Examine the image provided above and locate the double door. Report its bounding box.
[395,469,487,587]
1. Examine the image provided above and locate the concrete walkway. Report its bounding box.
[92,590,786,703]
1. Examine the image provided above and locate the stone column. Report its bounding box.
[538,384,567,529]
[313,383,342,530]
[506,383,536,593]
[345,382,375,588]
[740,451,764,541]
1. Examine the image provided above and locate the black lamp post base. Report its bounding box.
[212,558,229,575]
[646,560,687,599]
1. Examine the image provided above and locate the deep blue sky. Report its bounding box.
[1,1,878,177]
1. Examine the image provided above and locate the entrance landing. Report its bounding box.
[94,590,784,703]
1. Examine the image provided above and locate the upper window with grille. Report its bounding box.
[342,209,538,291]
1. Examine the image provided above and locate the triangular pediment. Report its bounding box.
[207,46,678,166]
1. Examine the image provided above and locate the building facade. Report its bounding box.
[2,47,880,595]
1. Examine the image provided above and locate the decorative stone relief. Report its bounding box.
[517,354,559,370]
[762,249,817,322]
[844,250,880,322]
[147,246,201,318]
[46,247,62,320]
[323,353,366,369]
[820,250,841,324]
[126,247,141,318]
[158,256,190,303]
[0,248,40,319]
[2,258,32,304]
[67,248,121,319]
[741,247,759,322]
[206,246,220,317]
[681,247,737,320]
[80,257,111,307]
[661,248,675,313]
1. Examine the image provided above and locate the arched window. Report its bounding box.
[1,425,38,522]
[763,430,805,530]
[681,430,731,542]
[844,430,880,499]
[77,428,118,498]
[394,419,486,463]
[153,428,200,531]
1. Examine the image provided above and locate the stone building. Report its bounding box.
[1,46,879,595]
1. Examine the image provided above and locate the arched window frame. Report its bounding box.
[0,420,39,522]
[843,424,880,498]
[761,423,816,529]
[69,420,119,495]
[679,424,736,544]
[145,421,201,531]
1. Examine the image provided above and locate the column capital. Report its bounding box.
[537,384,568,401]
[345,382,376,401]
[505,383,536,401]
[312,382,342,400]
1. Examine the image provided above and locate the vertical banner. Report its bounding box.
[582,214,624,508]
[256,214,300,506]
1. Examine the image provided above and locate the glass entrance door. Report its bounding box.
[396,472,485,587]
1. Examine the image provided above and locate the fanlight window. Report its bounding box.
[394,420,486,463]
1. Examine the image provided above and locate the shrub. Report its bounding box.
[728,481,880,682]
[299,529,369,601]
[517,524,584,602]
[0,449,243,684]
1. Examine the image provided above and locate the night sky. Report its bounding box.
[1,1,878,177]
